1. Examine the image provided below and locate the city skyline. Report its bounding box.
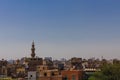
[0,0,120,59]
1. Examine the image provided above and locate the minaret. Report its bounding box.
[31,41,35,58]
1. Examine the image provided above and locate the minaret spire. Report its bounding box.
[31,41,35,58]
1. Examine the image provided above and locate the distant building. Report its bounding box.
[70,57,83,70]
[61,70,83,80]
[0,41,105,80]
[0,59,8,77]
[38,69,62,80]
[24,41,43,71]
[44,57,52,61]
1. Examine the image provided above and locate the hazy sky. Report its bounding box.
[0,0,120,60]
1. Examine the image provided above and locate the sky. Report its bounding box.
[0,0,120,60]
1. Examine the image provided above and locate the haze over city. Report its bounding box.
[0,0,120,60]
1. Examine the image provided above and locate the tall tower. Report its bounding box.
[31,41,35,58]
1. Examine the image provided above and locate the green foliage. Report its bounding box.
[88,63,120,80]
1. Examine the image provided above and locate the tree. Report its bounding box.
[88,63,120,80]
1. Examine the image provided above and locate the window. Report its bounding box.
[43,67,44,70]
[44,72,47,76]
[72,75,76,80]
[3,69,5,74]
[51,72,55,76]
[59,72,61,75]
[63,75,68,80]
[30,75,33,77]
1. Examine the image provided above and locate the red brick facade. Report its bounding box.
[61,70,83,80]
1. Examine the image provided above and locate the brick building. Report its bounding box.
[61,70,83,80]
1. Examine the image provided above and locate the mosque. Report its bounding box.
[24,41,43,71]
